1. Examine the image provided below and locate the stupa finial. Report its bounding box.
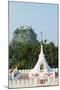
[40,32,42,43]
[40,32,43,53]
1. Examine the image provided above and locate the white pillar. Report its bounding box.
[11,71,14,80]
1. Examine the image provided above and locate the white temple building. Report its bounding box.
[29,32,53,77]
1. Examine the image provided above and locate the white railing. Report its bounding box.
[19,69,31,74]
[53,68,58,72]
[9,68,58,88]
[9,68,58,75]
[19,68,58,74]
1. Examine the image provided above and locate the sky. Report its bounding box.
[9,1,59,46]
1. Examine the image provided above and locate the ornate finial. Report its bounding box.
[40,32,43,43]
[40,32,43,53]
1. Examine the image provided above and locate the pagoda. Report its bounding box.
[29,32,53,77]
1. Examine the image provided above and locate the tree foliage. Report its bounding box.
[9,26,58,69]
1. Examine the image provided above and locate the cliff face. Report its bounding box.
[13,25,37,43]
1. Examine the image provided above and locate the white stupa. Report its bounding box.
[29,32,53,77]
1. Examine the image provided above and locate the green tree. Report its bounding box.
[9,25,58,69]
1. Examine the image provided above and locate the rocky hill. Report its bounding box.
[13,25,37,43]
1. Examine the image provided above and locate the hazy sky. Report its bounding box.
[9,2,59,46]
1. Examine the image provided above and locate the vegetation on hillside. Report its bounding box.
[9,25,58,69]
